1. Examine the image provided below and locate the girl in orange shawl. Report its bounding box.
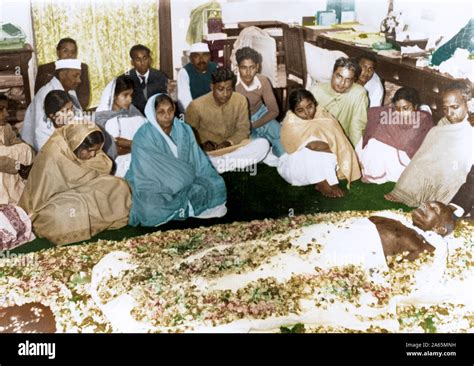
[278,89,361,198]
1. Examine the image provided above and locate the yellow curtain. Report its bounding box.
[31,0,160,108]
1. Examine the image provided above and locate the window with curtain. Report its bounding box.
[31,0,160,108]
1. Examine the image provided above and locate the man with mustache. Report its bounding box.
[177,43,217,112]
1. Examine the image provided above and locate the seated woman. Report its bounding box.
[278,89,361,198]
[44,90,117,161]
[125,93,227,227]
[357,87,433,184]
[96,75,146,177]
[19,123,131,245]
[0,94,34,205]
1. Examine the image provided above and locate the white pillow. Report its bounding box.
[304,42,348,84]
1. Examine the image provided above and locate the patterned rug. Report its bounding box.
[0,210,472,333]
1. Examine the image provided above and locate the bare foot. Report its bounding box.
[315,180,345,198]
[384,193,401,202]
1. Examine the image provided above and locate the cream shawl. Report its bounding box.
[281,107,361,184]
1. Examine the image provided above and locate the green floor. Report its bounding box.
[10,164,409,255]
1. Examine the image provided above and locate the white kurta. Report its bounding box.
[277,136,338,186]
[104,115,146,177]
[177,67,193,112]
[21,77,81,151]
[364,73,384,108]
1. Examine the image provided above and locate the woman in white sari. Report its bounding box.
[96,75,146,177]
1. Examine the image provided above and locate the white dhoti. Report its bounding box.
[292,217,389,271]
[277,147,338,186]
[208,138,270,174]
[114,154,131,178]
[357,139,410,184]
[0,143,34,205]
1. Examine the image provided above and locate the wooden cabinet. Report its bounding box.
[0,44,33,123]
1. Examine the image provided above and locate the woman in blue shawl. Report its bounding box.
[125,93,227,226]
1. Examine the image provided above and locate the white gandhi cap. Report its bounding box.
[189,42,210,53]
[55,59,81,70]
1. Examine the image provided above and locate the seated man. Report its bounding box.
[124,44,170,114]
[235,47,284,161]
[185,67,270,174]
[22,59,83,151]
[309,57,368,146]
[0,94,34,205]
[355,52,384,107]
[177,42,217,112]
[34,38,90,110]
[385,81,472,206]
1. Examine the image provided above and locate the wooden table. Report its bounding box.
[314,35,472,122]
[0,44,33,123]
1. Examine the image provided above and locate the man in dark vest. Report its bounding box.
[177,42,217,113]
[124,44,169,114]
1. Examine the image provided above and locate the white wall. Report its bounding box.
[2,0,473,90]
[221,0,327,24]
[170,0,212,78]
[392,0,473,48]
[0,0,37,99]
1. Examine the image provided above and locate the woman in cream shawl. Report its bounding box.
[19,123,131,245]
[95,75,146,177]
[278,89,361,198]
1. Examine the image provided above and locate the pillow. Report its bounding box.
[304,42,348,84]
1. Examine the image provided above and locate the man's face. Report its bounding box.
[131,50,151,75]
[331,67,355,94]
[238,59,259,86]
[58,69,81,91]
[411,201,453,235]
[0,100,9,125]
[57,42,78,59]
[442,90,468,124]
[358,58,375,85]
[190,52,211,73]
[212,80,233,106]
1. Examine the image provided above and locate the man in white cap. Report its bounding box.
[21,59,83,151]
[177,42,217,112]
[34,38,90,110]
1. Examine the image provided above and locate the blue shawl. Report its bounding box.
[125,94,226,226]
